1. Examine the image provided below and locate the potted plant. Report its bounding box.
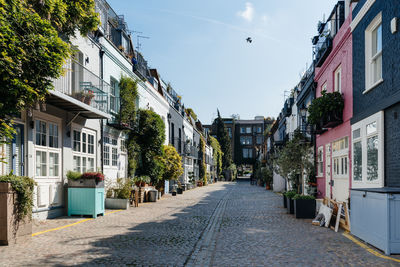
[0,175,35,245]
[67,171,105,218]
[293,194,316,219]
[83,90,95,105]
[72,91,86,102]
[285,191,297,214]
[105,178,132,210]
[282,191,288,208]
[177,181,183,194]
[308,90,344,130]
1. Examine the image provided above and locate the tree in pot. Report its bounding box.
[293,194,316,219]
[285,191,297,214]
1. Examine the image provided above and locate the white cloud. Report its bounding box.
[237,2,254,22]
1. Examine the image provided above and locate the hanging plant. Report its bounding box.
[0,175,35,222]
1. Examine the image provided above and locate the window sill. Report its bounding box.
[363,79,383,94]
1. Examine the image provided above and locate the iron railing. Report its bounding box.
[52,60,110,113]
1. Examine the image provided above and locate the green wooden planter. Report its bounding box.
[68,179,105,218]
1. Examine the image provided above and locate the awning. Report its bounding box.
[47,90,111,119]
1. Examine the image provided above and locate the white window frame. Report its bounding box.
[351,111,384,188]
[104,135,118,169]
[72,126,96,173]
[364,12,383,93]
[334,65,342,93]
[33,114,62,180]
[317,146,324,177]
[332,137,349,179]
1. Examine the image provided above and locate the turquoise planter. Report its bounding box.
[67,187,105,218]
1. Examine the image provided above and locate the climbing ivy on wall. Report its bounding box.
[199,137,207,185]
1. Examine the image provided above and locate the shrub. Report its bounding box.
[284,191,297,199]
[307,90,344,125]
[66,171,82,180]
[81,172,105,183]
[293,194,315,200]
[113,178,132,199]
[0,175,35,222]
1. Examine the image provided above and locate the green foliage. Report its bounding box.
[0,175,35,222]
[0,0,99,140]
[133,175,151,185]
[284,190,297,199]
[209,136,223,177]
[213,110,232,169]
[117,76,139,177]
[274,131,314,194]
[185,108,197,122]
[159,145,183,181]
[118,76,139,126]
[227,163,237,180]
[293,194,315,200]
[113,178,132,199]
[307,90,344,125]
[66,171,82,180]
[135,110,166,184]
[199,137,207,185]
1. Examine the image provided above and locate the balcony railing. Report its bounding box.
[184,143,199,158]
[53,60,110,113]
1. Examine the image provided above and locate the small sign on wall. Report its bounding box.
[391,17,397,34]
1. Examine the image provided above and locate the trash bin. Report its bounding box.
[148,190,158,202]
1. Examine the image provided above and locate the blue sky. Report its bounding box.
[107,0,337,123]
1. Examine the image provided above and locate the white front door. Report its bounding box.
[325,143,331,199]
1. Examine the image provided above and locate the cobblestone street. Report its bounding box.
[1,181,399,266]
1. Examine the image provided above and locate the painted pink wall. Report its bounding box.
[314,13,353,199]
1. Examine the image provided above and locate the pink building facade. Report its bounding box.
[315,4,353,202]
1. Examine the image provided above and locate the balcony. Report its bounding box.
[48,60,111,119]
[184,143,199,159]
[314,36,332,67]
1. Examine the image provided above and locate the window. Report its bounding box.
[256,135,263,145]
[257,127,262,133]
[121,139,127,152]
[72,128,96,172]
[34,118,61,178]
[243,148,253,159]
[240,127,246,134]
[246,127,252,134]
[240,136,252,145]
[112,148,118,166]
[317,147,324,177]
[110,77,119,113]
[334,66,342,92]
[227,128,232,138]
[73,130,81,152]
[36,120,47,146]
[332,137,349,178]
[322,82,327,93]
[104,146,110,166]
[352,111,383,188]
[36,151,47,176]
[365,13,382,91]
[49,123,58,148]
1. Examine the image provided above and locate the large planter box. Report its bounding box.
[68,187,105,218]
[286,197,294,214]
[0,183,32,245]
[283,195,287,208]
[294,199,316,219]
[351,188,400,255]
[68,179,104,188]
[177,188,183,194]
[105,198,129,210]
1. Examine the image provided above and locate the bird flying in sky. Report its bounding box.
[246,37,252,43]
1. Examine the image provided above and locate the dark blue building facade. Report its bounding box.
[350,0,400,255]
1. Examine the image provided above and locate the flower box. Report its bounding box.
[105,198,129,210]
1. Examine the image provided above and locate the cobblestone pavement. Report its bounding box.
[1,181,399,266]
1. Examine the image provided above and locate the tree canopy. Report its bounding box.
[209,136,223,177]
[0,0,99,140]
[159,145,183,181]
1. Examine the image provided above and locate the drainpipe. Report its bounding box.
[100,48,105,174]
